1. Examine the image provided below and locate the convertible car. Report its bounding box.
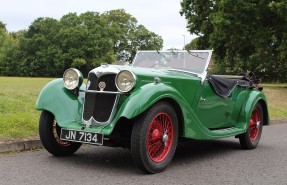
[36,50,269,173]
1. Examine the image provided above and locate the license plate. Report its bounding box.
[60,129,103,145]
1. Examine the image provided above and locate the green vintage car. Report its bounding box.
[36,50,269,173]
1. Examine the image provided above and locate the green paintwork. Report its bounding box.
[36,65,269,140]
[36,79,85,126]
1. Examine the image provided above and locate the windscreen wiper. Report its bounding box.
[186,50,205,59]
[156,50,170,62]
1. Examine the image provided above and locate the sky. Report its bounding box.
[0,0,196,49]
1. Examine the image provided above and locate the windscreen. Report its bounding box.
[132,51,211,74]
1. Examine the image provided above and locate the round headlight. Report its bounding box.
[115,70,136,92]
[63,68,83,90]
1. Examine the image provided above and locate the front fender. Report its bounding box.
[118,83,190,119]
[36,79,86,125]
[102,82,194,135]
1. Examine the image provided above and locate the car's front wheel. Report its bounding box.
[239,103,263,149]
[131,101,178,173]
[39,110,82,156]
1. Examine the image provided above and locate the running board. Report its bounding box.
[206,127,245,139]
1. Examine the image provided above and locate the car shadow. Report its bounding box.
[47,146,137,173]
[173,138,241,164]
[45,138,241,174]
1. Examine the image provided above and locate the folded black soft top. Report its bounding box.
[207,75,250,98]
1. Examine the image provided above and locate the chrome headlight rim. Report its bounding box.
[115,70,136,92]
[63,68,83,90]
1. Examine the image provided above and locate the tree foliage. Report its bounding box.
[0,10,163,77]
[0,22,19,76]
[181,0,287,82]
[0,21,6,31]
[102,9,163,61]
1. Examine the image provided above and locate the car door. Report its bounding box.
[195,80,234,129]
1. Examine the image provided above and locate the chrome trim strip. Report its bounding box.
[82,65,123,128]
[201,50,213,84]
[82,94,120,128]
[167,69,198,77]
[89,64,120,78]
[80,89,126,94]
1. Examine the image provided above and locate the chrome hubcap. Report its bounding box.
[162,132,169,146]
[256,121,260,129]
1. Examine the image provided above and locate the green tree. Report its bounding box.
[1,10,163,77]
[0,22,20,76]
[129,24,163,60]
[185,37,199,50]
[17,17,63,77]
[18,13,115,77]
[102,9,137,60]
[181,0,287,82]
[59,12,115,74]
[0,21,6,31]
[0,21,7,63]
[180,0,215,50]
[102,9,163,61]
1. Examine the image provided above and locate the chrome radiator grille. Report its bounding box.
[83,73,117,123]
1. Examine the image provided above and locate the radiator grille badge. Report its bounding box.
[98,81,106,91]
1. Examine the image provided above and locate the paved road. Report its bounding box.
[1,123,287,185]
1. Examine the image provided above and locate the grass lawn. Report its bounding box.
[0,77,286,140]
[0,77,54,140]
[263,85,287,119]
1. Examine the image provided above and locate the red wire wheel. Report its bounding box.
[53,121,72,147]
[146,113,174,163]
[39,110,82,156]
[131,101,178,173]
[249,107,260,141]
[239,103,263,150]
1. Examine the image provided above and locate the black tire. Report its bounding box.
[239,103,263,149]
[131,101,178,173]
[39,110,82,156]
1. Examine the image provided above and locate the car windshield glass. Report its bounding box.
[132,50,212,74]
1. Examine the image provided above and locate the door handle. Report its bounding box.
[200,97,206,101]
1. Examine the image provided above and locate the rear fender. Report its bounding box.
[237,90,270,130]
